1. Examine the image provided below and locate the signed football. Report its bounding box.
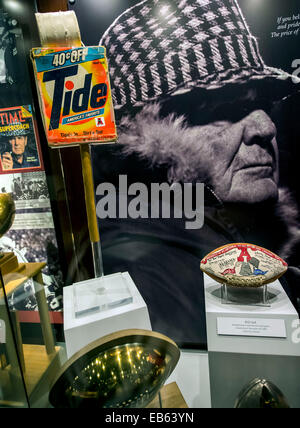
[200,243,288,288]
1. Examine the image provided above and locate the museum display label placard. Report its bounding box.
[217,317,287,338]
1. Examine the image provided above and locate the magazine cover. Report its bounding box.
[71,0,300,348]
[0,105,42,173]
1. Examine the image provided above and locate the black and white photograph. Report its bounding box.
[0,7,31,107]
[0,171,63,312]
[68,0,300,348]
[1,216,63,312]
[1,227,63,311]
[0,171,50,205]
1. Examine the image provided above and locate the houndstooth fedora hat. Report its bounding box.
[100,0,299,113]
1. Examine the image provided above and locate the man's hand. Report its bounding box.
[1,152,13,170]
[7,75,13,85]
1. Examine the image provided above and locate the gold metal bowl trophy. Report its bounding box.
[49,329,180,408]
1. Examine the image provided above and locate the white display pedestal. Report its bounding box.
[204,274,300,408]
[64,272,152,358]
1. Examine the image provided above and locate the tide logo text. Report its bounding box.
[43,65,108,130]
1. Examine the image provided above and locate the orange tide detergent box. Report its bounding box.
[31,46,117,147]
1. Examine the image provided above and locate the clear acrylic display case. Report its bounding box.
[221,283,270,307]
[73,272,133,318]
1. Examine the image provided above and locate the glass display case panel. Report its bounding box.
[0,272,29,408]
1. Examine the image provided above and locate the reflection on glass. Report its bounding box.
[49,330,180,408]
[0,272,28,408]
[0,192,15,237]
[234,378,290,408]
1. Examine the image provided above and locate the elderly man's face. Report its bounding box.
[193,96,279,205]
[9,136,27,157]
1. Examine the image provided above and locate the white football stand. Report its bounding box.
[204,273,300,408]
[64,272,152,358]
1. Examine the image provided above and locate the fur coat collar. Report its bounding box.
[117,103,300,262]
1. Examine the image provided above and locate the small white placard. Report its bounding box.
[217,317,286,338]
[0,319,6,343]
